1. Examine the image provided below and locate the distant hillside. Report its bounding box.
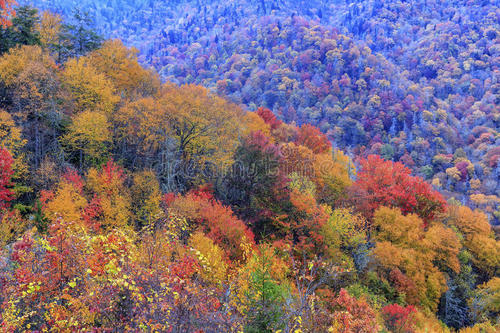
[23,0,500,223]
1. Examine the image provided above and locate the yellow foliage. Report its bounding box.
[467,235,500,278]
[137,225,176,271]
[189,231,228,285]
[86,167,131,228]
[0,45,56,86]
[424,224,461,273]
[117,83,243,168]
[131,170,163,224]
[413,309,451,333]
[373,207,452,311]
[241,111,272,139]
[320,207,366,260]
[0,110,27,180]
[61,57,120,114]
[86,39,160,99]
[313,150,353,204]
[446,167,461,181]
[373,241,404,269]
[475,277,500,313]
[37,11,63,50]
[62,110,112,165]
[459,323,500,333]
[43,181,87,224]
[0,210,26,247]
[373,207,424,248]
[446,205,492,237]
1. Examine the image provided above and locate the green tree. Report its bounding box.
[0,6,40,54]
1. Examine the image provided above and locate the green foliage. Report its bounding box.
[0,6,40,54]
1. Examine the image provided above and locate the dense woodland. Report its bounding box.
[23,0,500,224]
[0,1,498,332]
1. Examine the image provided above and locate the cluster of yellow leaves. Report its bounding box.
[0,110,27,180]
[87,166,131,229]
[0,45,56,87]
[189,231,228,285]
[61,57,119,114]
[0,210,25,247]
[116,83,243,168]
[320,207,365,264]
[313,150,353,204]
[131,170,163,227]
[446,205,500,278]
[37,11,63,50]
[43,180,87,225]
[62,110,112,165]
[372,207,460,311]
[241,111,272,140]
[86,40,160,99]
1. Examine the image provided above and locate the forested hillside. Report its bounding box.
[23,0,500,224]
[0,1,499,332]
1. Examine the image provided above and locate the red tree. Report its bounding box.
[295,124,331,154]
[382,304,417,333]
[350,155,446,222]
[0,148,14,209]
[256,107,282,130]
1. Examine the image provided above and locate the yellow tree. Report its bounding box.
[0,45,62,168]
[313,150,353,205]
[36,10,71,61]
[86,39,160,100]
[469,277,500,325]
[157,83,243,166]
[37,11,62,47]
[241,111,272,140]
[189,231,228,285]
[446,205,500,278]
[62,110,112,168]
[372,206,460,311]
[60,57,119,115]
[130,169,163,228]
[116,83,243,188]
[86,161,131,229]
[0,109,27,181]
[41,175,88,226]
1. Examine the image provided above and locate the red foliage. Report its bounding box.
[295,124,331,154]
[188,184,214,201]
[382,303,417,333]
[63,168,84,193]
[162,192,177,208]
[389,268,419,305]
[0,148,14,209]
[256,107,282,130]
[171,193,255,262]
[101,160,125,185]
[0,0,16,27]
[350,155,446,222]
[169,255,200,280]
[82,194,103,231]
[328,289,379,333]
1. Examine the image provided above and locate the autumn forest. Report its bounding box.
[0,0,499,332]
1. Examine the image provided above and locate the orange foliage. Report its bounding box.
[169,191,254,262]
